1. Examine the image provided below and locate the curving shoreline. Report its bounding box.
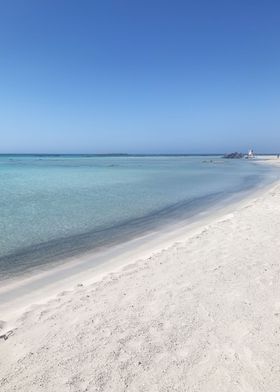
[0,155,274,281]
[1,158,280,391]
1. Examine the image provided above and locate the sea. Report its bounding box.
[0,154,277,280]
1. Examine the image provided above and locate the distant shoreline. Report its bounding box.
[1,153,280,157]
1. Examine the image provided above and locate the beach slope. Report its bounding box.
[1,179,280,391]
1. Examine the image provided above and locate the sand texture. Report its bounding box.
[1,174,280,391]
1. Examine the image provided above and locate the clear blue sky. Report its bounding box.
[0,0,279,153]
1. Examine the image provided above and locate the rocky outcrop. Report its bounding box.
[223,152,244,159]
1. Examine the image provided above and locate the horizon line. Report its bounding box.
[0,152,277,157]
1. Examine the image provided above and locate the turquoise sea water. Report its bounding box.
[0,155,277,279]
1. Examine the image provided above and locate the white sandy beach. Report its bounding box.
[1,158,280,392]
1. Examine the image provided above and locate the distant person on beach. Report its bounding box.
[277,154,279,159]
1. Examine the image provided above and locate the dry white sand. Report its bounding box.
[1,159,280,391]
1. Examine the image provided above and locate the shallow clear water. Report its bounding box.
[0,155,276,279]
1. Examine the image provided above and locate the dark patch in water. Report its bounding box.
[0,173,267,280]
